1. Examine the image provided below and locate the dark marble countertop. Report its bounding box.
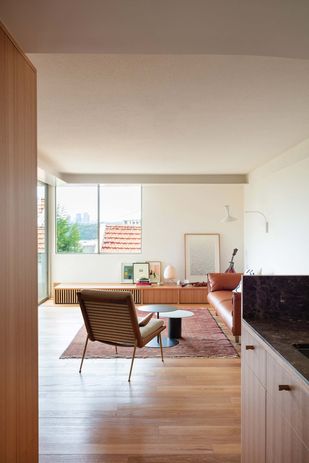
[245,319,309,383]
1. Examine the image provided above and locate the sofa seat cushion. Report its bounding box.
[207,291,233,312]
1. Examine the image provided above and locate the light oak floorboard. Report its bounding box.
[39,304,241,462]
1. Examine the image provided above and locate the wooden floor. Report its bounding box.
[39,305,241,463]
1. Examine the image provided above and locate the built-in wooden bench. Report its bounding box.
[53,283,208,305]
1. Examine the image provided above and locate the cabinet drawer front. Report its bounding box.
[179,288,208,304]
[241,323,267,387]
[267,389,309,463]
[266,351,309,445]
[143,289,179,304]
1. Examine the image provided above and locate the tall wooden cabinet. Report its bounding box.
[242,322,309,463]
[0,22,38,462]
[241,325,267,463]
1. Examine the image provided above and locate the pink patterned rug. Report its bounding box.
[60,308,238,359]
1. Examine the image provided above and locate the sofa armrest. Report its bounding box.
[232,292,242,336]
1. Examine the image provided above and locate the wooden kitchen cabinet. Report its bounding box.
[241,361,266,463]
[241,322,309,463]
[242,322,267,386]
[266,349,308,445]
[266,394,308,463]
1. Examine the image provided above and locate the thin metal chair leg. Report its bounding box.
[115,345,118,355]
[159,333,164,363]
[79,335,89,373]
[128,343,137,382]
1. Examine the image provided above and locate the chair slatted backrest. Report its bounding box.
[77,290,140,346]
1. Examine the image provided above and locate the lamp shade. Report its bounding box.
[163,265,176,279]
[221,205,237,223]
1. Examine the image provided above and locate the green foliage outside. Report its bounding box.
[56,209,83,253]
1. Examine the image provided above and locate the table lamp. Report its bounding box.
[163,265,176,285]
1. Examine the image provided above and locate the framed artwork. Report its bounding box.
[133,262,150,283]
[121,263,134,283]
[148,261,161,284]
[185,233,220,282]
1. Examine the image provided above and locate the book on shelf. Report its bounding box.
[136,278,151,286]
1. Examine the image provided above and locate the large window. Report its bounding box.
[100,185,141,253]
[38,181,49,302]
[56,185,141,254]
[56,185,99,253]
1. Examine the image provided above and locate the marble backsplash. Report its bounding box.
[242,275,309,322]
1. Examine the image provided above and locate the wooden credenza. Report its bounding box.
[241,321,309,463]
[54,283,208,305]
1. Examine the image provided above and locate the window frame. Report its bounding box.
[55,184,142,255]
[38,181,49,303]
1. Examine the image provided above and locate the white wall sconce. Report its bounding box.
[245,210,269,233]
[221,205,237,223]
[221,205,269,233]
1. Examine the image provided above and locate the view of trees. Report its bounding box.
[56,210,83,253]
[56,185,141,253]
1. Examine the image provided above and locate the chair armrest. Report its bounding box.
[138,313,153,327]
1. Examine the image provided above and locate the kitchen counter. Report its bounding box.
[246,319,309,382]
[241,319,309,462]
[242,275,309,383]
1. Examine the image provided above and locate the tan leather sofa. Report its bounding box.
[207,273,242,342]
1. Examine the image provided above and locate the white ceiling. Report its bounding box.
[31,54,309,175]
[1,0,309,57]
[1,1,309,176]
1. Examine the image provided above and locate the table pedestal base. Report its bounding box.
[168,317,182,338]
[146,336,179,348]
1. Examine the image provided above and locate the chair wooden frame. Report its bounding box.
[77,290,165,381]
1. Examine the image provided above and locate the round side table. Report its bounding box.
[163,310,194,338]
[139,305,178,347]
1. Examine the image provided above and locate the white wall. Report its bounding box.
[244,139,309,274]
[51,184,244,283]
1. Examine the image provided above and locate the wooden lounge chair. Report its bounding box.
[77,289,166,381]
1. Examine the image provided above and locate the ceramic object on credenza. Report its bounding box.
[164,265,176,285]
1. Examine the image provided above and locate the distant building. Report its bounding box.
[76,212,91,223]
[124,219,140,225]
[80,240,97,253]
[82,212,90,223]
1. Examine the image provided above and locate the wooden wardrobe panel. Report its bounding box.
[0,23,38,463]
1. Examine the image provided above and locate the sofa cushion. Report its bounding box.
[208,290,233,310]
[208,273,242,292]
